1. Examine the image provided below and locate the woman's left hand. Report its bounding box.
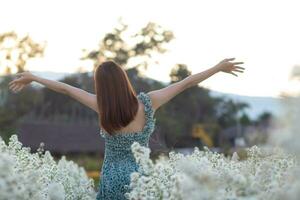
[216,58,245,76]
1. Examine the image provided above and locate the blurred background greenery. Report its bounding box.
[3,0,300,190]
[0,21,276,187]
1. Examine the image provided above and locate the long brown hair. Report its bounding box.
[94,60,139,135]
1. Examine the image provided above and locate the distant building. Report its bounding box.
[17,122,105,155]
[16,121,168,156]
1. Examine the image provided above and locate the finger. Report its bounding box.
[9,83,15,90]
[233,69,244,73]
[20,85,25,91]
[9,78,22,86]
[225,57,235,61]
[8,80,17,86]
[12,85,20,92]
[9,82,20,90]
[235,66,245,70]
[9,83,16,90]
[230,72,238,77]
[232,62,244,65]
[16,85,25,92]
[11,84,20,92]
[14,84,23,92]
[9,81,15,88]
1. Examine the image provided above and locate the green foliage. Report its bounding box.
[34,72,98,123]
[0,76,42,141]
[240,112,251,126]
[216,98,249,128]
[82,19,174,70]
[0,32,44,140]
[64,154,103,171]
[170,64,191,83]
[0,22,262,151]
[257,111,272,122]
[0,31,44,74]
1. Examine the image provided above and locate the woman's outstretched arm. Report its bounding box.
[8,72,99,113]
[148,58,245,111]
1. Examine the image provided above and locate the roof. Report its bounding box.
[16,121,168,155]
[17,122,105,154]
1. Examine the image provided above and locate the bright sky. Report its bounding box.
[1,0,299,97]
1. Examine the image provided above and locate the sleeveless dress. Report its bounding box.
[96,92,156,200]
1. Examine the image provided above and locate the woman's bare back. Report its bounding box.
[116,99,147,133]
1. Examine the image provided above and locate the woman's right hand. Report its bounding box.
[8,71,37,93]
[215,58,245,76]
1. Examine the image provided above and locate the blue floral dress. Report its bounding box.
[96,92,156,200]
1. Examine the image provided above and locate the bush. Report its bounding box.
[0,135,96,200]
[126,95,300,200]
[126,142,298,200]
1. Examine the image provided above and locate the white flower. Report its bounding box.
[127,135,298,200]
[231,152,239,162]
[48,182,65,200]
[0,134,96,200]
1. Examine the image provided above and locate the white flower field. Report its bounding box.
[0,135,96,200]
[1,96,299,200]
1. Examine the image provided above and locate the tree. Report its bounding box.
[216,98,249,128]
[0,75,42,142]
[255,111,273,126]
[158,64,221,147]
[0,31,45,74]
[82,19,174,71]
[32,21,174,125]
[0,32,45,142]
[170,64,191,83]
[239,112,252,126]
[34,72,98,124]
